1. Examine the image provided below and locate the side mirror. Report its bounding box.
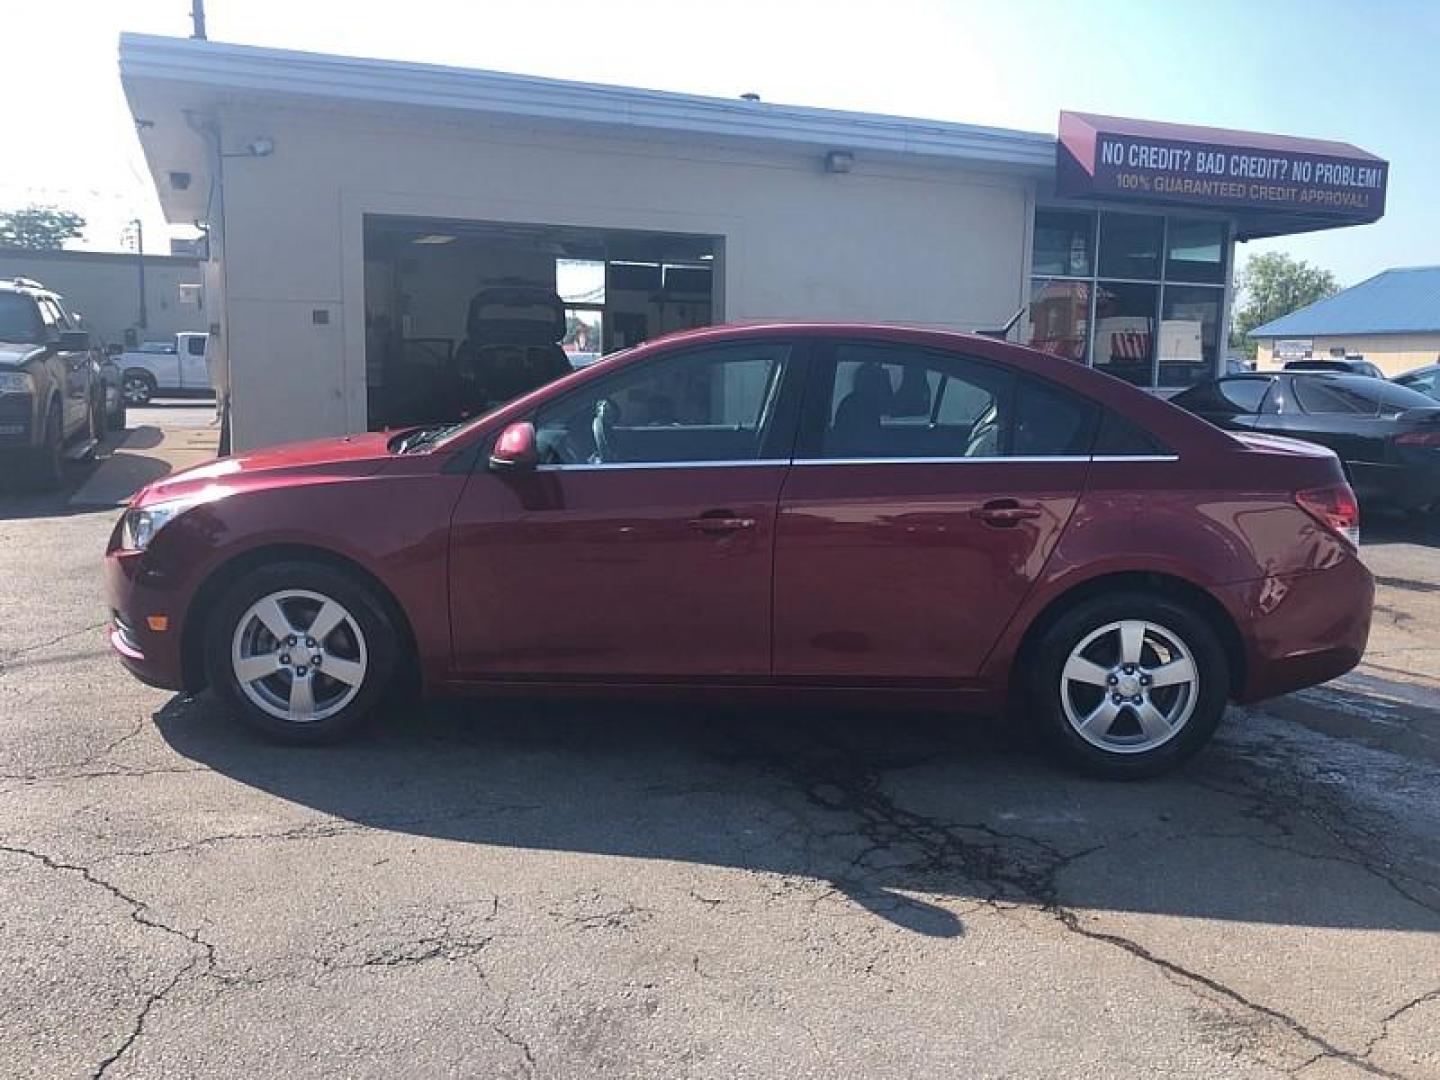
[489,421,538,471]
[57,330,91,352]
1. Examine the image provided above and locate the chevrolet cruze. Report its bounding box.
[106,324,1373,777]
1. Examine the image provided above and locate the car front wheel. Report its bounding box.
[207,561,398,744]
[1030,593,1229,779]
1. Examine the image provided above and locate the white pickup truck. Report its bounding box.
[118,331,211,404]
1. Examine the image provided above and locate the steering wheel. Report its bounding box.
[591,399,617,464]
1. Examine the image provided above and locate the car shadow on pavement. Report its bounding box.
[153,692,1440,939]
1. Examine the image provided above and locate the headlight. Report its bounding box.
[118,492,224,552]
[0,371,34,395]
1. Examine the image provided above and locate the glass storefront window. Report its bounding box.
[1093,282,1158,387]
[562,309,603,367]
[556,259,605,304]
[1098,212,1164,280]
[1025,279,1090,363]
[1032,210,1094,277]
[1160,285,1223,389]
[1165,219,1226,284]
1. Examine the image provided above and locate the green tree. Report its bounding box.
[0,205,86,250]
[1229,252,1339,360]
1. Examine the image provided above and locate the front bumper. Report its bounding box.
[1218,553,1374,703]
[104,544,189,691]
[0,391,36,448]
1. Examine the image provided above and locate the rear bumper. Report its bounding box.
[1349,461,1440,512]
[104,546,189,691]
[1217,555,1374,703]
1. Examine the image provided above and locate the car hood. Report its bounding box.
[132,430,399,506]
[0,342,41,368]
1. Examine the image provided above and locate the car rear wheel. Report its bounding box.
[207,561,398,744]
[1030,593,1229,779]
[122,371,156,405]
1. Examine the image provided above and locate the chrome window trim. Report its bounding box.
[531,454,1180,472]
[792,455,1093,466]
[534,459,790,472]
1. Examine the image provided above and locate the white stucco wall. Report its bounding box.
[213,105,1034,450]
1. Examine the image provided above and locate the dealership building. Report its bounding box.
[120,34,1388,451]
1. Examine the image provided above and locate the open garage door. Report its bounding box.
[362,215,720,430]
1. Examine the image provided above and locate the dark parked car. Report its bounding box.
[106,324,1372,778]
[1283,358,1385,379]
[0,278,105,489]
[1171,372,1440,513]
[1394,363,1440,401]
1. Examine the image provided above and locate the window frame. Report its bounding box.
[524,337,810,470]
[1213,375,1277,415]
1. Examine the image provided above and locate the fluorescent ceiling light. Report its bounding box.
[699,253,715,261]
[411,234,457,244]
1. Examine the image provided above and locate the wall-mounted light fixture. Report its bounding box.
[168,171,192,191]
[824,150,855,174]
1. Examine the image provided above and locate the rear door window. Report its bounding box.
[802,342,1098,459]
[1292,379,1378,416]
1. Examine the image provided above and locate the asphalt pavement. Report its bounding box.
[0,420,1436,1079]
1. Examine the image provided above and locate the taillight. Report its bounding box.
[1394,431,1440,448]
[1295,483,1360,549]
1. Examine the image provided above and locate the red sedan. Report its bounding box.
[105,324,1372,777]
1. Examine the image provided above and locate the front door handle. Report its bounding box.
[687,509,757,534]
[971,499,1042,527]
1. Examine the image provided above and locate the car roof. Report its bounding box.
[0,278,58,300]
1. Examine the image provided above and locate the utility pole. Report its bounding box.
[129,218,148,330]
[191,0,207,40]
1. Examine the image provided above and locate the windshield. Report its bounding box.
[0,294,43,344]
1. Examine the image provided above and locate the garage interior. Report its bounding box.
[362,215,721,429]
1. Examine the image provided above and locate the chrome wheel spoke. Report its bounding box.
[1118,621,1147,666]
[1063,656,1111,687]
[307,600,346,645]
[234,652,281,684]
[251,596,296,642]
[1081,698,1122,736]
[1147,657,1196,689]
[322,656,365,687]
[1134,701,1173,742]
[288,673,316,720]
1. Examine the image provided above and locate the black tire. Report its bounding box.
[122,370,156,405]
[107,397,127,432]
[1029,592,1229,779]
[205,560,399,745]
[24,401,65,492]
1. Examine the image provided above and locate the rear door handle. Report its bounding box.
[971,499,1042,527]
[687,509,757,534]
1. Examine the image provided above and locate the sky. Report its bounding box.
[4,0,1438,286]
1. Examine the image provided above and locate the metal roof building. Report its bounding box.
[1250,266,1440,337]
[1249,267,1440,376]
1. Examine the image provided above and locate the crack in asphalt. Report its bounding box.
[718,720,1416,1079]
[0,620,108,665]
[0,842,216,1078]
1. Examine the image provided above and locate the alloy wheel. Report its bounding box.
[1059,619,1199,755]
[230,589,368,723]
[122,376,152,404]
